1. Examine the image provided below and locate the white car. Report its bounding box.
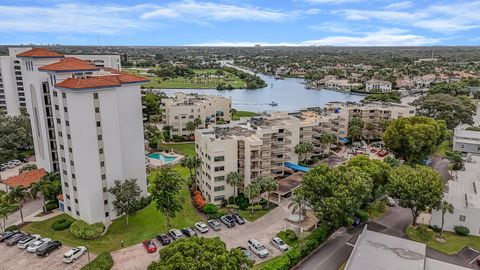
[271,236,289,251]
[194,222,209,233]
[6,163,15,169]
[386,196,396,206]
[63,246,87,263]
[27,238,51,253]
[10,160,22,166]
[248,239,269,258]
[17,234,40,249]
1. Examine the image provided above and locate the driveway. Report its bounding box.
[430,155,450,182]
[0,241,92,270]
[5,198,45,227]
[111,202,292,269]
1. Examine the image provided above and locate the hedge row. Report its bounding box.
[81,252,113,270]
[51,217,73,231]
[70,220,104,240]
[259,226,329,270]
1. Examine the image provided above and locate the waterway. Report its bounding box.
[158,74,364,112]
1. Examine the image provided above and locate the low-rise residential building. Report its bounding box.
[195,113,299,204]
[453,125,480,155]
[162,92,231,137]
[430,155,480,236]
[365,79,392,92]
[346,226,469,270]
[0,168,46,192]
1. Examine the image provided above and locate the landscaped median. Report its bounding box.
[22,164,203,254]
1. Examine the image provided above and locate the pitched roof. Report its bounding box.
[17,48,64,58]
[55,72,149,90]
[2,168,46,188]
[39,57,99,72]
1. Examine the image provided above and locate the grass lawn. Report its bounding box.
[406,225,480,255]
[239,210,270,222]
[158,142,195,156]
[434,140,451,157]
[23,164,202,253]
[232,111,257,120]
[125,68,246,89]
[365,200,389,220]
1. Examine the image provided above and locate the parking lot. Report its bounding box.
[0,242,93,270]
[112,201,292,270]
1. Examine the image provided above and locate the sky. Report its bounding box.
[1,0,479,46]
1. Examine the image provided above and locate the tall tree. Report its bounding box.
[387,165,444,227]
[108,179,143,226]
[301,164,373,227]
[181,156,201,182]
[365,122,376,143]
[348,117,364,142]
[0,203,15,232]
[0,113,33,163]
[261,177,278,209]
[346,155,391,198]
[445,150,464,174]
[319,133,336,157]
[4,186,29,223]
[412,93,476,129]
[185,121,196,136]
[382,116,449,164]
[148,237,252,270]
[226,172,243,205]
[244,183,260,218]
[288,193,307,225]
[150,167,184,228]
[295,142,313,163]
[435,200,454,239]
[19,164,37,173]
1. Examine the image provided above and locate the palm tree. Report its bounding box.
[245,183,260,218]
[288,193,307,234]
[4,186,30,224]
[365,122,376,143]
[193,118,203,129]
[185,121,196,136]
[226,172,243,205]
[445,150,464,176]
[0,204,12,232]
[436,200,454,239]
[261,177,278,209]
[348,117,364,142]
[319,133,337,158]
[295,142,313,163]
[181,155,200,182]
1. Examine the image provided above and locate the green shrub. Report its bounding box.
[81,252,113,270]
[355,209,369,222]
[225,204,239,210]
[137,196,152,211]
[247,205,263,211]
[277,229,298,246]
[202,203,218,215]
[52,217,73,231]
[5,225,18,231]
[70,220,104,240]
[45,201,58,211]
[454,226,470,236]
[228,193,249,210]
[416,225,434,242]
[430,225,441,233]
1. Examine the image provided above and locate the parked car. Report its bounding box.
[248,239,269,258]
[63,246,87,263]
[386,196,396,206]
[377,150,389,157]
[220,215,236,228]
[181,227,197,237]
[207,219,222,231]
[142,240,157,253]
[352,216,361,227]
[10,160,22,166]
[5,163,15,169]
[5,232,29,246]
[156,234,172,246]
[194,222,209,233]
[237,246,256,263]
[17,234,41,249]
[36,240,62,257]
[0,164,7,171]
[231,213,245,225]
[0,231,20,242]
[271,236,289,251]
[169,229,184,240]
[20,158,29,163]
[27,238,51,253]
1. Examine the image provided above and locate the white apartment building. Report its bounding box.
[431,155,480,236]
[1,47,120,116]
[365,79,392,92]
[18,48,146,224]
[453,124,480,155]
[162,92,231,137]
[0,48,30,115]
[195,113,299,204]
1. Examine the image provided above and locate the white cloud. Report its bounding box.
[309,23,354,33]
[141,1,292,22]
[189,29,439,46]
[306,0,362,4]
[0,3,148,34]
[385,1,413,10]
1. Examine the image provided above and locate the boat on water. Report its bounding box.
[268,101,278,106]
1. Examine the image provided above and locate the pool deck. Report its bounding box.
[147,152,183,168]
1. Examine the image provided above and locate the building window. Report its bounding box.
[95,107,100,113]
[53,91,57,97]
[64,182,69,187]
[214,186,225,192]
[96,121,101,127]
[214,176,225,182]
[105,212,109,217]
[69,147,72,153]
[60,144,64,150]
[73,186,77,191]
[103,187,107,192]
[214,195,224,201]
[76,211,80,216]
[214,166,224,172]
[55,105,59,110]
[104,200,108,205]
[71,173,75,179]
[98,135,102,140]
[66,194,70,199]
[94,93,98,99]
[460,215,466,222]
[62,92,66,98]
[67,206,71,211]
[63,170,67,175]
[99,148,104,154]
[64,107,68,112]
[74,199,78,203]
[56,118,61,124]
[214,156,225,162]
[67,134,71,140]
[102,174,106,180]
[65,121,69,126]
[100,161,105,167]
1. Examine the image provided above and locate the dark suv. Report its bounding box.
[220,215,236,228]
[0,231,19,242]
[156,234,172,245]
[36,240,62,257]
[5,232,28,246]
[231,213,245,225]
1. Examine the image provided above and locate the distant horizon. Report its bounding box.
[1,1,479,46]
[2,44,480,48]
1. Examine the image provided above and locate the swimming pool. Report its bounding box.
[147,153,177,164]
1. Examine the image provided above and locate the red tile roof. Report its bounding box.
[17,48,64,58]
[39,57,99,72]
[2,168,46,188]
[55,70,149,90]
